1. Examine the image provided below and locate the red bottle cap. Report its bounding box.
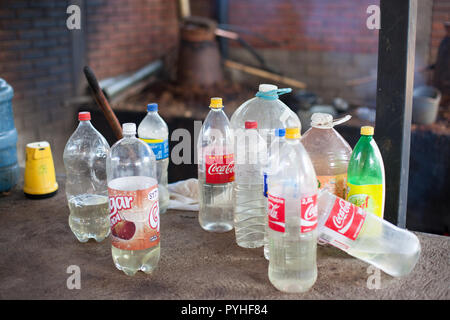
[78,112,91,121]
[245,121,257,129]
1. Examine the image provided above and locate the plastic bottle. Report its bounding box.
[317,190,421,277]
[267,127,318,293]
[234,120,268,248]
[263,128,286,259]
[230,84,301,149]
[346,126,385,219]
[63,111,110,243]
[138,103,170,214]
[301,113,352,199]
[107,123,160,276]
[197,98,234,232]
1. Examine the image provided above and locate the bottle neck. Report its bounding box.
[360,135,373,142]
[78,120,92,128]
[147,111,158,115]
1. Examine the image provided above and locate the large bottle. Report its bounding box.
[268,127,318,293]
[263,128,286,259]
[138,103,170,214]
[63,111,110,243]
[346,126,385,219]
[234,120,268,248]
[107,123,160,276]
[230,84,300,149]
[197,98,234,232]
[317,190,420,277]
[301,113,352,199]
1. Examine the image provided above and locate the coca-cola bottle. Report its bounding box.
[197,98,234,232]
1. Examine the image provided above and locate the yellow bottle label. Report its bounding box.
[346,183,384,218]
[346,183,384,237]
[317,173,347,199]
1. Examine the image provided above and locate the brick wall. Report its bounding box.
[0,0,179,172]
[430,0,450,64]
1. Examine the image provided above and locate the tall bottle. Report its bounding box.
[301,113,352,199]
[268,127,318,293]
[263,128,286,259]
[107,123,160,276]
[346,126,385,219]
[138,103,170,214]
[234,120,268,248]
[197,98,234,232]
[63,111,110,243]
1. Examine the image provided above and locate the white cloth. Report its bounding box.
[167,178,199,211]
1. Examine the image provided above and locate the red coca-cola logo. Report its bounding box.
[325,198,366,241]
[301,195,317,233]
[268,194,285,233]
[205,154,235,184]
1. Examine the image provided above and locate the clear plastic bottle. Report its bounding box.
[63,111,110,243]
[197,98,234,232]
[301,113,352,199]
[230,84,301,149]
[268,127,318,293]
[317,190,420,277]
[138,103,170,214]
[107,123,160,276]
[263,128,286,259]
[234,120,268,248]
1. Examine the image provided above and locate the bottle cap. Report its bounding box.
[311,113,333,128]
[258,84,278,92]
[275,128,286,137]
[210,97,223,109]
[361,126,374,136]
[147,103,158,112]
[245,121,257,129]
[122,123,136,135]
[285,127,300,139]
[78,112,91,121]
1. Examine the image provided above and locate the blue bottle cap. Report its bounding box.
[147,103,158,112]
[275,128,286,137]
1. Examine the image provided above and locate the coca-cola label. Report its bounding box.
[205,154,235,184]
[268,194,285,232]
[301,195,318,233]
[324,197,366,241]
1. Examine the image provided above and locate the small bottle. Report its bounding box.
[197,98,234,232]
[234,120,268,248]
[138,103,170,214]
[263,128,286,259]
[346,126,385,220]
[63,112,110,243]
[301,113,352,199]
[107,123,160,276]
[268,127,318,293]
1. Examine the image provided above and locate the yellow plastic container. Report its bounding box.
[23,141,58,198]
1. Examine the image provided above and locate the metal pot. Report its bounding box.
[412,86,442,125]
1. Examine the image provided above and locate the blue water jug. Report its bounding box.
[0,78,20,192]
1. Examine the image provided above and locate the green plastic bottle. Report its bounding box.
[346,126,385,219]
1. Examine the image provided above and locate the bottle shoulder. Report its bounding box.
[137,113,169,138]
[63,124,110,158]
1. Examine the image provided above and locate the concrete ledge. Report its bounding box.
[0,177,448,300]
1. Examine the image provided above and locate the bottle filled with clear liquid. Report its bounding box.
[63,112,110,243]
[263,128,286,259]
[267,127,318,293]
[107,123,160,276]
[197,98,234,232]
[234,121,268,248]
[301,113,352,199]
[317,190,421,277]
[138,103,170,214]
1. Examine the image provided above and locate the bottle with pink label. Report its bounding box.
[317,190,421,277]
[267,127,318,293]
[106,123,160,276]
[197,97,234,232]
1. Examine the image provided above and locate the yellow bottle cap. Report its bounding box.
[361,126,374,136]
[210,97,223,109]
[285,127,300,139]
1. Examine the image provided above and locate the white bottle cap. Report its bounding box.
[122,123,136,135]
[258,84,278,92]
[311,113,333,128]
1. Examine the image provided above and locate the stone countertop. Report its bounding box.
[0,177,448,300]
